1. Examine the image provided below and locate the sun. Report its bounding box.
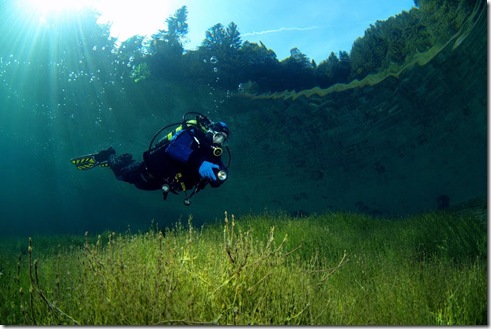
[22,0,184,42]
[19,0,99,27]
[94,1,183,41]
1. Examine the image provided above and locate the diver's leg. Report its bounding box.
[94,147,116,163]
[107,153,136,181]
[108,154,161,190]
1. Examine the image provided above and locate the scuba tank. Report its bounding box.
[149,112,211,149]
[144,112,231,205]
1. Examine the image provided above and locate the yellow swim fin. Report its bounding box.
[70,153,109,170]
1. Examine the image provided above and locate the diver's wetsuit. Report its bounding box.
[108,125,226,192]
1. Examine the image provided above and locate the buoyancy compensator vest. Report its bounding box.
[142,112,231,205]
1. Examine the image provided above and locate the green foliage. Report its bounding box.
[7,0,479,93]
[349,0,478,81]
[416,0,475,45]
[0,209,486,325]
[201,22,242,56]
[236,41,280,91]
[240,41,278,64]
[180,22,244,88]
[165,6,189,45]
[130,62,150,83]
[141,6,189,80]
[151,5,188,52]
[22,0,477,93]
[285,48,312,68]
[277,48,316,91]
[316,51,351,87]
[181,0,480,91]
[350,20,389,79]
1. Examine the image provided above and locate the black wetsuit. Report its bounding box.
[108,126,227,192]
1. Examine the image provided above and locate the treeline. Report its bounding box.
[119,0,477,93]
[2,0,479,95]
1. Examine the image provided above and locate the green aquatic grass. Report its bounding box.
[0,209,487,325]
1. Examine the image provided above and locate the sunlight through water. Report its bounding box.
[21,0,183,42]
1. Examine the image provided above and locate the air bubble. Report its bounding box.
[210,56,218,64]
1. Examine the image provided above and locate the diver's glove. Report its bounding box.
[199,161,219,181]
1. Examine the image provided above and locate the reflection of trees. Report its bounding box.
[349,0,477,81]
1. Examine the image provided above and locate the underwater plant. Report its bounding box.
[1,209,486,325]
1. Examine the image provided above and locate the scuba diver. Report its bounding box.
[70,112,230,205]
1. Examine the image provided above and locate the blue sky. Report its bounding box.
[24,0,416,63]
[181,0,416,62]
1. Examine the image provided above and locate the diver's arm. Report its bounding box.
[165,128,226,184]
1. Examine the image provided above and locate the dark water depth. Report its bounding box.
[0,1,486,237]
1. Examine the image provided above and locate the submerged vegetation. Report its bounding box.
[0,0,485,325]
[0,209,486,325]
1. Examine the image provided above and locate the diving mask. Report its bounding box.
[212,131,228,145]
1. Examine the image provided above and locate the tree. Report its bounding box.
[146,6,189,80]
[150,5,188,54]
[195,22,243,88]
[279,48,315,91]
[316,52,339,87]
[165,6,189,47]
[349,21,389,80]
[237,41,281,92]
[337,51,351,82]
[287,47,312,68]
[201,22,242,57]
[224,22,242,51]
